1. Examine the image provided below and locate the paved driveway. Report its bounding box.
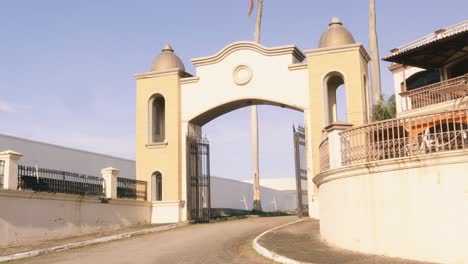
[13,216,297,264]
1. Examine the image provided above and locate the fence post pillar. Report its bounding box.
[323,123,353,170]
[328,130,342,169]
[0,150,23,190]
[101,167,119,199]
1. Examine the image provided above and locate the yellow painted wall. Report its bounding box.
[135,71,182,201]
[307,45,369,176]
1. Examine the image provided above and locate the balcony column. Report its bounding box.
[101,167,119,199]
[402,65,409,111]
[323,123,353,170]
[0,150,23,190]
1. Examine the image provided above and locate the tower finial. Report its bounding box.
[162,44,174,52]
[330,17,342,26]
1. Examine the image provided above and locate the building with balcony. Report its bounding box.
[386,20,467,116]
[314,20,467,264]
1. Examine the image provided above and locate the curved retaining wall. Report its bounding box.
[314,150,468,264]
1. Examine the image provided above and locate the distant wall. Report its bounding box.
[0,134,135,178]
[0,190,150,246]
[211,176,296,211]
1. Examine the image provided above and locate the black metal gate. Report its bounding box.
[187,136,211,223]
[293,125,308,217]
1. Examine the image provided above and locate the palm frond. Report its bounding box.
[371,95,396,121]
[247,0,254,17]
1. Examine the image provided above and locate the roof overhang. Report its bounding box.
[383,21,468,69]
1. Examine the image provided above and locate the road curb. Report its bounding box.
[252,218,316,264]
[0,222,187,263]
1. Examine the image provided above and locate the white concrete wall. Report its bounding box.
[316,151,468,264]
[0,134,298,211]
[0,190,150,246]
[211,176,296,211]
[242,177,297,191]
[0,133,135,178]
[0,177,295,246]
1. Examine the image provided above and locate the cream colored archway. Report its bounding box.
[135,34,370,223]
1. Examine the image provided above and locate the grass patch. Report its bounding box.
[210,208,295,222]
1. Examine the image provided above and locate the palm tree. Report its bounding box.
[369,0,382,107]
[371,95,396,121]
[248,0,263,212]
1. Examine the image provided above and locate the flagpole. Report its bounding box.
[251,0,263,211]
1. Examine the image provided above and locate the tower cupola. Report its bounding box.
[318,17,356,48]
[150,44,185,72]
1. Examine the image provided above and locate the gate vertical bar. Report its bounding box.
[293,125,304,217]
[206,143,211,221]
[187,135,211,223]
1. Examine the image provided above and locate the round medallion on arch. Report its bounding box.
[233,65,253,86]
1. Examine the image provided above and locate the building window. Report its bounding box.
[151,171,162,201]
[403,70,440,91]
[149,95,165,143]
[447,57,467,79]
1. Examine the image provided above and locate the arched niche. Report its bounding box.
[148,94,165,143]
[151,171,163,201]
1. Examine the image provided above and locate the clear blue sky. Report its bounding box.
[0,1,466,180]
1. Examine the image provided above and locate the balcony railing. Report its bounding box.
[340,108,468,165]
[401,74,468,111]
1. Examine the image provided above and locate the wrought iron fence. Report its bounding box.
[187,135,211,223]
[116,177,147,201]
[401,74,468,111]
[17,165,104,196]
[293,125,308,217]
[0,160,4,189]
[341,108,468,165]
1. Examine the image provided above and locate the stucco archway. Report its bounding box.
[136,39,370,223]
[176,42,312,222]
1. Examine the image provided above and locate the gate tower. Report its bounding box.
[135,18,370,223]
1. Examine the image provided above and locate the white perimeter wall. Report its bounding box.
[211,176,296,211]
[0,134,297,211]
[0,190,150,246]
[0,178,295,246]
[0,133,136,178]
[317,151,468,264]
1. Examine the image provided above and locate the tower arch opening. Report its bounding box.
[323,72,347,125]
[149,94,166,143]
